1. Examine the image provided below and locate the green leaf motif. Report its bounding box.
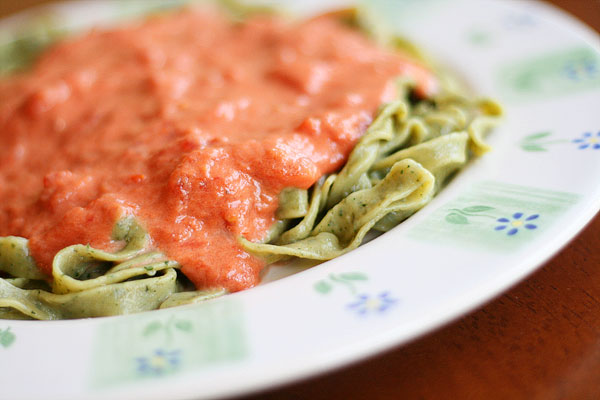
[338,272,368,281]
[523,132,551,141]
[142,321,162,337]
[174,320,193,333]
[463,205,494,213]
[314,281,332,294]
[0,328,15,349]
[521,144,547,152]
[445,213,469,225]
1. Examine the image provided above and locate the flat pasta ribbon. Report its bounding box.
[0,219,226,320]
[241,79,503,264]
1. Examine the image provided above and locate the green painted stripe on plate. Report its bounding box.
[497,46,600,102]
[408,181,580,251]
[89,299,246,389]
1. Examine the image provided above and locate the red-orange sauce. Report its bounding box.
[0,8,435,291]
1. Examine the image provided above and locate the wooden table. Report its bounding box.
[1,1,598,399]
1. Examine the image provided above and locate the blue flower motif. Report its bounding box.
[136,348,181,376]
[563,58,598,81]
[495,212,538,236]
[573,131,600,150]
[502,13,536,29]
[347,292,397,315]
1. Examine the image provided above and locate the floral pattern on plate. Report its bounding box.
[410,181,578,250]
[573,131,600,150]
[315,273,399,316]
[498,47,600,102]
[90,299,246,388]
[521,131,600,152]
[495,213,539,236]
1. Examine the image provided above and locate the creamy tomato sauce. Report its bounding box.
[0,8,435,291]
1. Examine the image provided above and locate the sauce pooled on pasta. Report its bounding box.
[0,8,435,291]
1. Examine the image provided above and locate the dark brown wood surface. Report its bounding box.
[1,1,598,399]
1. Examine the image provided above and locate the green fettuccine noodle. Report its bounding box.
[0,219,228,320]
[240,79,502,263]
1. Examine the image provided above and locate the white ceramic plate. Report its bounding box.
[1,1,599,399]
